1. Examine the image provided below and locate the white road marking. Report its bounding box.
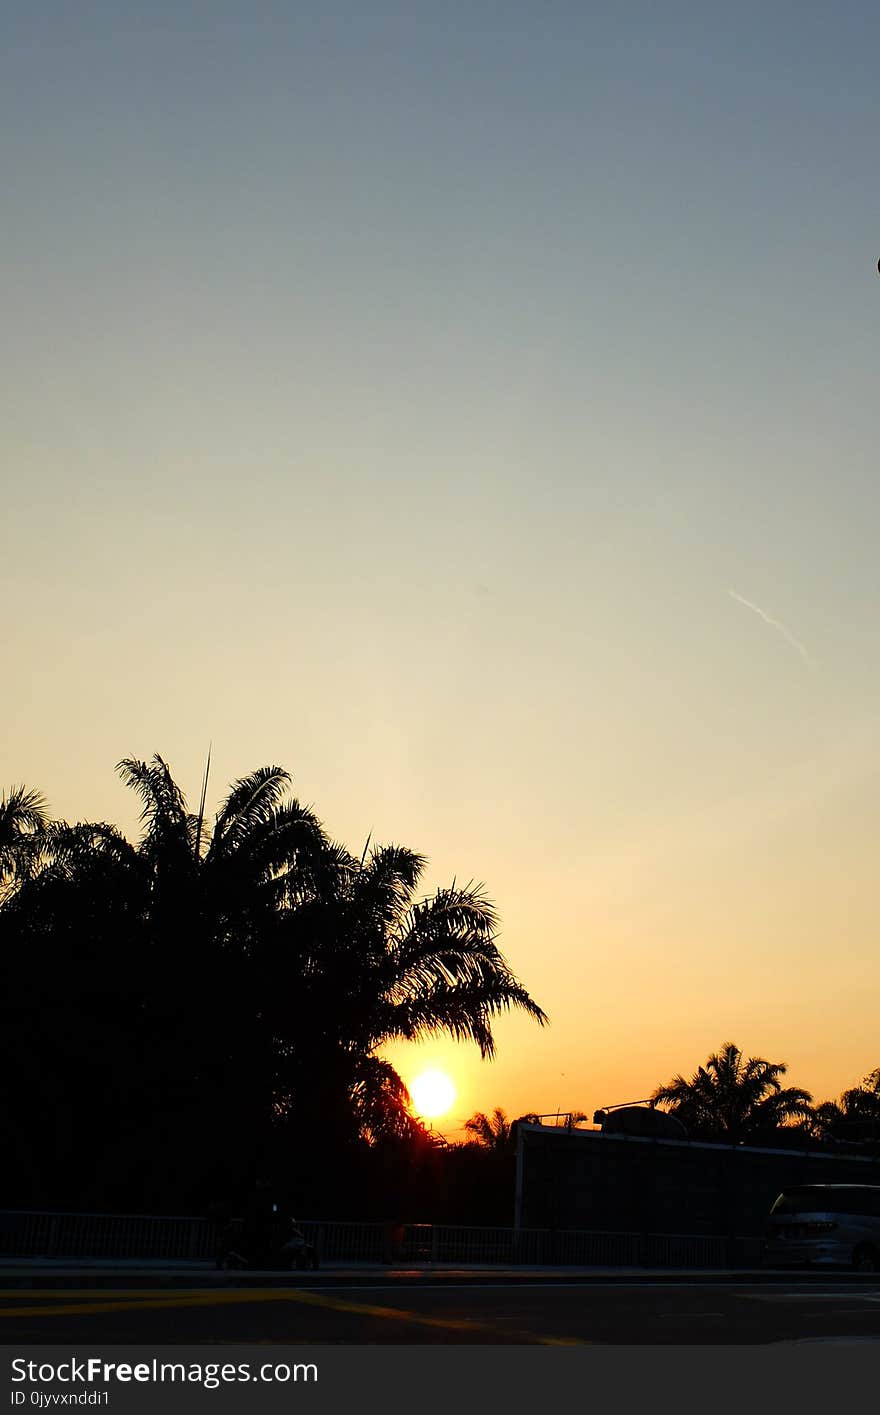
[655,1311,725,1319]
[774,1336,880,1345]
[746,1291,880,1303]
[314,1281,876,1294]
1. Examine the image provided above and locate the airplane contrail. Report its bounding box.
[728,589,813,666]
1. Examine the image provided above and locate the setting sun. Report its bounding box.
[409,1069,456,1120]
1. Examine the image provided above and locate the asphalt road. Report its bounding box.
[4,1274,880,1344]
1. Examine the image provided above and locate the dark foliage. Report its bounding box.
[0,757,546,1215]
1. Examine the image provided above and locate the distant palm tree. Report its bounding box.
[465,1107,514,1150]
[650,1042,814,1142]
[463,1107,545,1152]
[814,1069,880,1141]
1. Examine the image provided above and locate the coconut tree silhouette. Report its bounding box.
[650,1041,814,1142]
[0,754,548,1202]
[813,1068,880,1142]
[463,1107,550,1152]
[109,759,461,1145]
[465,1108,520,1151]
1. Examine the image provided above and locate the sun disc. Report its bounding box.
[410,1069,456,1119]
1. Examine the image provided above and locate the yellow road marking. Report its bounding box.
[0,1286,586,1345]
[0,1289,219,1300]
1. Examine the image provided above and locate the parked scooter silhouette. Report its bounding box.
[216,1212,320,1271]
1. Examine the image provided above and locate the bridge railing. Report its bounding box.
[0,1209,742,1268]
[0,1210,216,1261]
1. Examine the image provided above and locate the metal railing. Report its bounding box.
[0,1210,216,1261]
[0,1209,743,1268]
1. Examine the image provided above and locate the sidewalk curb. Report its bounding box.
[1,1262,874,1290]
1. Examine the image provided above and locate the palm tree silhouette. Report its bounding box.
[814,1068,880,1141]
[33,754,548,1146]
[463,1107,545,1152]
[650,1041,813,1142]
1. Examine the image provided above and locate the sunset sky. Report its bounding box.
[4,1,880,1138]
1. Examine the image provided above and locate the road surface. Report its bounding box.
[3,1271,880,1344]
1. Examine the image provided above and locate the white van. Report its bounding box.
[764,1184,880,1271]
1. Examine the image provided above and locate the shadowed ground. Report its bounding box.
[3,1268,880,1344]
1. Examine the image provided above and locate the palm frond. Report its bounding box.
[0,785,50,839]
[348,1054,419,1142]
[376,967,547,1058]
[116,755,189,835]
[209,767,292,854]
[0,785,52,896]
[348,845,426,937]
[44,821,138,867]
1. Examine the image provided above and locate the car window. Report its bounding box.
[771,1188,880,1217]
